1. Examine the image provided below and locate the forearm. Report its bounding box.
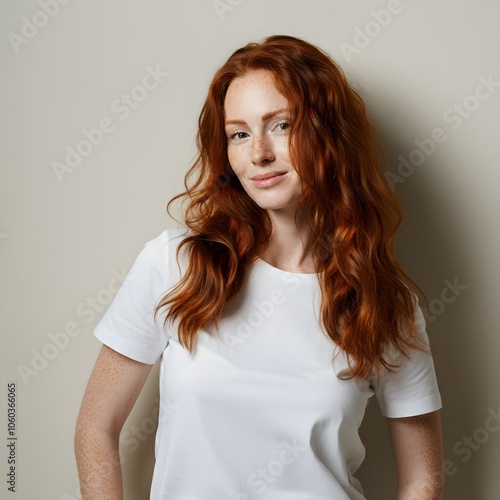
[75,427,123,500]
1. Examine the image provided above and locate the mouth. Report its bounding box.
[251,171,287,188]
[251,171,287,181]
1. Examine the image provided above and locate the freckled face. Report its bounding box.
[224,70,302,216]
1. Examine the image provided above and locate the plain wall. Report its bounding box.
[1,1,499,498]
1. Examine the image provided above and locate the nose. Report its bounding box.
[251,135,275,166]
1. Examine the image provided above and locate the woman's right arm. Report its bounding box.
[74,344,154,499]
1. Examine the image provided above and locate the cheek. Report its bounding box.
[227,149,245,177]
[227,148,236,166]
[275,141,293,165]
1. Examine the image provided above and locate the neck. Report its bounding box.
[258,209,315,273]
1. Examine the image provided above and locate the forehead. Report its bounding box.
[224,69,288,111]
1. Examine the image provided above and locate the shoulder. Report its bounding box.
[140,227,192,263]
[137,227,194,286]
[145,227,191,250]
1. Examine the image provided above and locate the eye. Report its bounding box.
[228,131,248,140]
[273,121,289,132]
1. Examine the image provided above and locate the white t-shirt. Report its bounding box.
[94,228,442,500]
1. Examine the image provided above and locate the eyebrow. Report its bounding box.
[224,108,288,126]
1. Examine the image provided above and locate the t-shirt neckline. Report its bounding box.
[253,257,319,280]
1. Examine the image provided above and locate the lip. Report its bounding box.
[251,171,287,188]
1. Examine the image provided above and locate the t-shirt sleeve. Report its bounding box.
[371,295,442,418]
[93,230,172,364]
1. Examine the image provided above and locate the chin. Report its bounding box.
[255,201,298,213]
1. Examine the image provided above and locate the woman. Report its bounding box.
[75,35,443,499]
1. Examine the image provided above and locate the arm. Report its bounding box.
[386,410,444,500]
[74,344,154,500]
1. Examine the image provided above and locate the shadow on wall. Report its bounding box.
[357,114,485,499]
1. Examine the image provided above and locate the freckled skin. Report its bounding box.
[224,69,316,273]
[386,410,444,499]
[74,345,153,499]
[224,69,303,217]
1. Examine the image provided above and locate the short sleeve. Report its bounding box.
[93,230,172,364]
[372,296,442,418]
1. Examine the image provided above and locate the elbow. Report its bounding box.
[399,473,445,500]
[74,413,122,474]
[74,414,119,458]
[74,410,114,462]
[74,420,89,462]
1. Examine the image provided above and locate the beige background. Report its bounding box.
[1,1,499,499]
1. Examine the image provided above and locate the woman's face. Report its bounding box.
[224,69,302,217]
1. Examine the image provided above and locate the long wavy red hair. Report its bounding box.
[154,34,429,380]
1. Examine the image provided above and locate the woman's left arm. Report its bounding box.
[386,409,444,500]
